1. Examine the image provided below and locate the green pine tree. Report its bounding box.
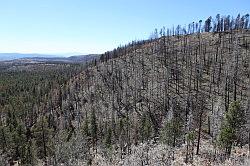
[160,118,182,146]
[139,112,153,142]
[83,118,90,137]
[32,116,54,160]
[0,125,8,153]
[218,101,245,156]
[22,140,37,165]
[90,110,98,152]
[105,126,112,148]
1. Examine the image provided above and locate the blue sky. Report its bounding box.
[0,0,249,55]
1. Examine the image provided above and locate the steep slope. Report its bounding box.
[56,29,249,165]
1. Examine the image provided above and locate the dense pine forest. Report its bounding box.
[1,14,250,166]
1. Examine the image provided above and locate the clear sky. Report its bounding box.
[0,0,249,55]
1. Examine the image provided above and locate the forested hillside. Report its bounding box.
[0,14,250,166]
[0,63,86,165]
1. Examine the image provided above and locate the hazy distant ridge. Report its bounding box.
[0,53,63,61]
[0,53,99,63]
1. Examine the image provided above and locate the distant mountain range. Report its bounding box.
[0,53,62,61]
[0,53,99,63]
